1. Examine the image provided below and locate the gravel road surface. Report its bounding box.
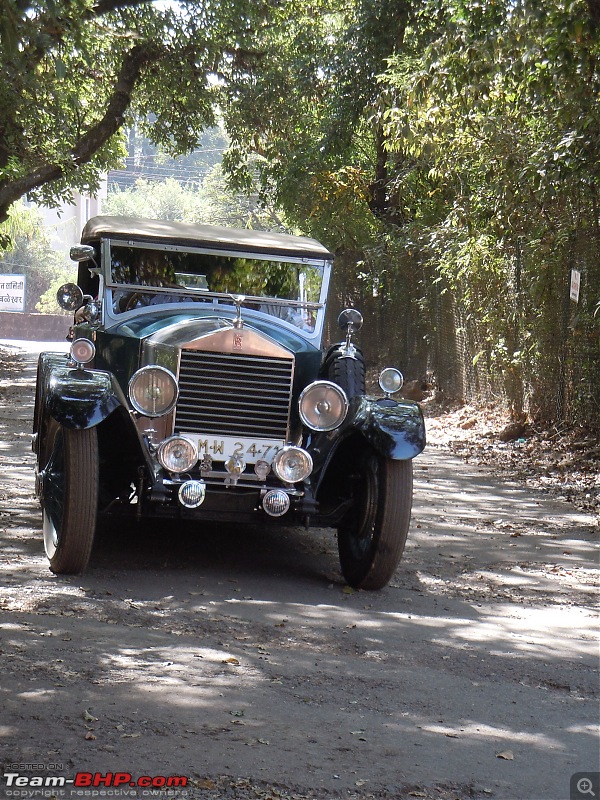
[0,341,597,800]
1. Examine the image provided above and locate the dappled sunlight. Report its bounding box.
[0,348,597,798]
[427,607,597,660]
[15,689,58,702]
[565,723,599,735]
[417,721,565,749]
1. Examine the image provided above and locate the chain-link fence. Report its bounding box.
[324,239,600,431]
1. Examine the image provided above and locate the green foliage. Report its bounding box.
[0,0,307,225]
[36,269,77,315]
[104,178,204,222]
[196,160,289,231]
[0,203,70,313]
[219,0,599,425]
[382,0,599,420]
[103,155,291,232]
[1,0,597,424]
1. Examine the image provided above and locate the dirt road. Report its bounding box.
[0,342,598,800]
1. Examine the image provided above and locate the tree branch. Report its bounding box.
[0,41,162,223]
[92,0,152,15]
[367,123,403,225]
[18,0,154,69]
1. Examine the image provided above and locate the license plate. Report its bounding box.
[184,434,285,465]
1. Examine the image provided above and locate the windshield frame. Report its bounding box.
[100,238,331,341]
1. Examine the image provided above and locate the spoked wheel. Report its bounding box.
[337,449,413,590]
[40,423,99,574]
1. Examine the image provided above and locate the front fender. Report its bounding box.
[351,396,426,459]
[309,395,426,477]
[45,364,128,429]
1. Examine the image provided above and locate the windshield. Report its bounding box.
[108,244,324,333]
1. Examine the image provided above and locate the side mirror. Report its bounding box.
[338,308,363,332]
[70,245,96,263]
[337,308,363,359]
[57,283,84,311]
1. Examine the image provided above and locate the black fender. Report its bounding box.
[35,354,156,497]
[350,396,426,459]
[308,395,426,490]
[42,359,129,430]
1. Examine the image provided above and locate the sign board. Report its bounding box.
[569,269,581,303]
[0,275,26,312]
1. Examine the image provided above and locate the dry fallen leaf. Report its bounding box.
[496,750,514,760]
[83,709,98,722]
[84,732,96,741]
[223,657,240,666]
[194,779,216,790]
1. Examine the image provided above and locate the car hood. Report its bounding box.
[108,308,320,357]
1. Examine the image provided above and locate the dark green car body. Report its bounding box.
[33,216,425,588]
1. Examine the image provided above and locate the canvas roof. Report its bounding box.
[81,216,333,261]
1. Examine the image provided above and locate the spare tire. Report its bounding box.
[327,353,366,399]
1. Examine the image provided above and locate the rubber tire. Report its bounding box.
[338,451,413,590]
[327,354,366,399]
[41,423,99,574]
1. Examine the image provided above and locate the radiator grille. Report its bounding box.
[174,349,293,439]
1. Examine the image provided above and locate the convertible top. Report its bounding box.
[82,216,333,261]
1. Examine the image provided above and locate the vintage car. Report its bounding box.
[33,216,425,589]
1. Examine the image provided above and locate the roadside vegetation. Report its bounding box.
[0,0,598,430]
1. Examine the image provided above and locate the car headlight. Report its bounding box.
[378,367,404,395]
[69,338,95,365]
[299,380,348,432]
[128,366,178,417]
[272,446,313,483]
[157,436,198,473]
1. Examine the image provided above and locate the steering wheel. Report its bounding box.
[125,292,145,312]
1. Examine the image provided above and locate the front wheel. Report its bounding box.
[39,423,99,574]
[337,451,413,590]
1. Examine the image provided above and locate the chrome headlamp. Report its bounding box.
[378,368,404,396]
[299,380,348,432]
[157,436,198,473]
[129,366,178,417]
[69,338,95,365]
[272,446,313,483]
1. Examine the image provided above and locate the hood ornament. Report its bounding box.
[231,295,246,329]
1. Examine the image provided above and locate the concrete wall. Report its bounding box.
[0,312,70,341]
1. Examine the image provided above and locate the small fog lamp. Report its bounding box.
[378,368,404,396]
[178,480,206,508]
[272,446,313,484]
[157,436,198,473]
[299,381,348,432]
[262,489,291,517]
